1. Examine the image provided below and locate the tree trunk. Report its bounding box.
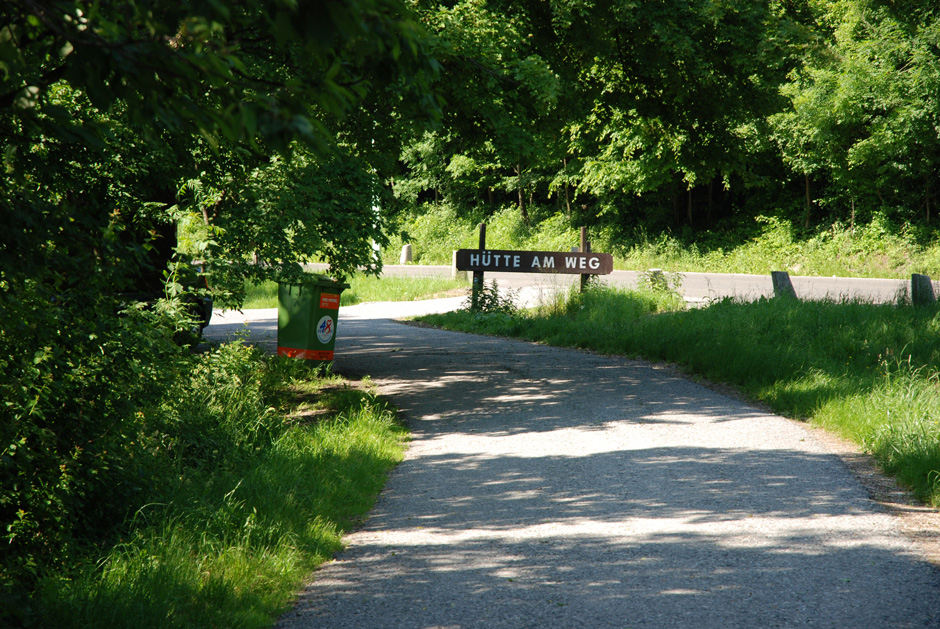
[687,187,693,229]
[563,158,572,216]
[708,178,714,224]
[672,174,681,227]
[516,164,529,223]
[927,176,932,224]
[804,173,811,228]
[203,189,225,224]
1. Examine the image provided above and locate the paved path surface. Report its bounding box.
[207,302,940,628]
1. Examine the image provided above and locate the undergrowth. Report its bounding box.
[29,345,406,628]
[387,204,940,278]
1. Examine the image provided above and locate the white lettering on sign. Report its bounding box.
[457,249,611,273]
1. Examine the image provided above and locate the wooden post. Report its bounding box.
[580,226,591,293]
[912,274,936,306]
[471,223,486,310]
[771,271,798,299]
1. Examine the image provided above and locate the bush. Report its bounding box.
[384,203,477,265]
[385,204,582,266]
[1,289,190,622]
[32,353,406,629]
[463,280,519,316]
[0,280,290,622]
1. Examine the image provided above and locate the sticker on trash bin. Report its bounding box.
[319,293,340,309]
[316,316,335,344]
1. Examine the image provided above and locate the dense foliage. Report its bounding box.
[393,0,940,243]
[30,344,406,629]
[0,0,434,618]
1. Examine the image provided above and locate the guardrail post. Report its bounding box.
[912,273,936,306]
[399,244,412,264]
[772,271,798,299]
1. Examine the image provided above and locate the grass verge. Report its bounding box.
[243,275,467,309]
[384,204,940,278]
[34,346,407,628]
[420,284,940,506]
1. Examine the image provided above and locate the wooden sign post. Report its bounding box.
[457,224,614,310]
[471,223,487,311]
[579,226,590,293]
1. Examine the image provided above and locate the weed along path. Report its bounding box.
[208,303,940,628]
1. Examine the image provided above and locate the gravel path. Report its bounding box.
[208,302,940,628]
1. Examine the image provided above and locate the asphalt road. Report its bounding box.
[205,298,940,628]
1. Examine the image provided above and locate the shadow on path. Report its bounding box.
[207,307,940,628]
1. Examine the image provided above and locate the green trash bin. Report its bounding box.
[277,275,349,363]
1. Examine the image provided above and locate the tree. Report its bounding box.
[394,0,560,223]
[540,0,809,229]
[397,0,813,235]
[771,0,940,225]
[1,0,439,277]
[0,0,439,607]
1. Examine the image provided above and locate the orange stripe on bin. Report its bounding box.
[319,293,340,309]
[278,347,334,361]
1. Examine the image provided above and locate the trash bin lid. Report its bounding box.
[279,274,350,291]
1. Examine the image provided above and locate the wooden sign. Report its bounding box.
[455,249,613,275]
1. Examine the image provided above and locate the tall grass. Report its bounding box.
[388,204,940,278]
[34,345,407,628]
[815,358,940,497]
[421,286,940,505]
[242,275,467,309]
[383,204,581,266]
[616,214,930,277]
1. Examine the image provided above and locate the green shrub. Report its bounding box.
[1,290,190,622]
[464,280,519,316]
[1,282,303,622]
[33,354,406,629]
[385,203,477,265]
[385,204,580,266]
